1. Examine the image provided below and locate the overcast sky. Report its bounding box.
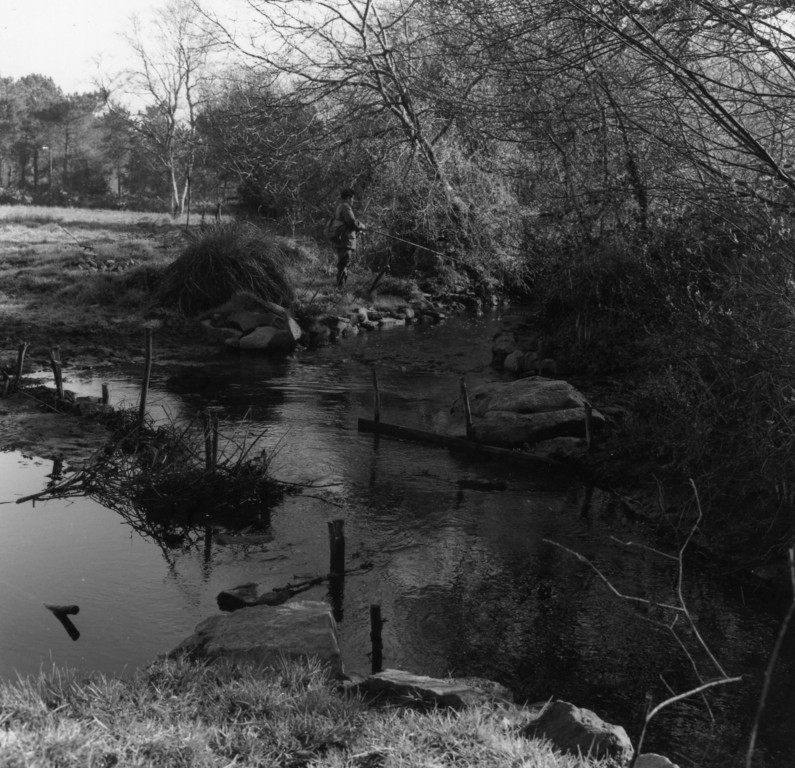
[0,0,261,95]
[0,0,163,92]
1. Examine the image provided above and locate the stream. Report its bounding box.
[1,310,793,767]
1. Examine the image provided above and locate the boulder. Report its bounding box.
[522,700,634,765]
[286,316,303,342]
[472,408,604,447]
[238,327,297,353]
[199,292,287,320]
[227,310,280,333]
[198,293,303,352]
[200,319,244,344]
[169,600,343,677]
[468,378,587,417]
[357,669,514,710]
[635,755,680,768]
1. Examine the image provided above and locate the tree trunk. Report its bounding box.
[170,162,181,216]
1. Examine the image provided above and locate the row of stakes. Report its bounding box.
[328,518,384,674]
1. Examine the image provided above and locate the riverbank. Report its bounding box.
[0,655,623,768]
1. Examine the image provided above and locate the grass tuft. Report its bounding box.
[157,222,295,316]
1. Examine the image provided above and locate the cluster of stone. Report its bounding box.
[199,292,448,353]
[73,257,137,272]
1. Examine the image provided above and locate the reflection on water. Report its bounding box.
[1,314,793,767]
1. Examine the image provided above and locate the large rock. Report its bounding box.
[522,700,634,765]
[199,292,303,352]
[456,377,605,447]
[227,310,281,333]
[469,377,587,417]
[200,319,243,344]
[472,408,603,447]
[635,755,680,768]
[168,600,343,677]
[357,669,514,710]
[237,326,297,353]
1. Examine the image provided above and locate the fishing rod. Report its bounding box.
[364,228,446,257]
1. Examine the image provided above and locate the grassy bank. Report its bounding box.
[0,657,607,768]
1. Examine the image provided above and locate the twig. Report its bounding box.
[609,536,679,561]
[636,676,743,759]
[543,539,685,613]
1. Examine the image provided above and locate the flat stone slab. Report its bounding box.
[357,669,514,710]
[168,600,343,677]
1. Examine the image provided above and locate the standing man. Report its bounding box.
[331,187,365,288]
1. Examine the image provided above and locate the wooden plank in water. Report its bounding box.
[357,417,563,470]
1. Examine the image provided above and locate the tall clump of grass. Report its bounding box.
[157,222,295,316]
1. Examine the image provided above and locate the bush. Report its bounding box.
[157,222,295,316]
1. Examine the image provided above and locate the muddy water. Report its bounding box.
[1,312,793,767]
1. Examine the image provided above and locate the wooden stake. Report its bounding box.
[460,376,473,439]
[211,409,219,467]
[584,402,593,451]
[372,366,381,423]
[49,347,64,399]
[101,383,109,405]
[327,519,346,577]
[137,328,153,427]
[12,342,29,393]
[202,410,214,470]
[370,604,383,674]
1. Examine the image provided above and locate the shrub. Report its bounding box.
[157,222,295,316]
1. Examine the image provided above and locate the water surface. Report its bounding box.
[1,313,792,767]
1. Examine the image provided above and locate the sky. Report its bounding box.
[0,0,163,93]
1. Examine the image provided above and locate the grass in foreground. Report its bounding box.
[0,657,609,768]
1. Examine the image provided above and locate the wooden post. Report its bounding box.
[460,376,473,439]
[579,484,595,519]
[49,347,64,399]
[211,409,220,467]
[12,342,29,393]
[137,328,153,427]
[328,519,346,623]
[202,410,214,470]
[101,383,109,405]
[584,402,593,451]
[2,370,9,397]
[370,604,384,674]
[372,366,381,424]
[328,519,346,577]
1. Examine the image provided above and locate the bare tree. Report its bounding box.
[108,0,215,216]
[200,1,486,202]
